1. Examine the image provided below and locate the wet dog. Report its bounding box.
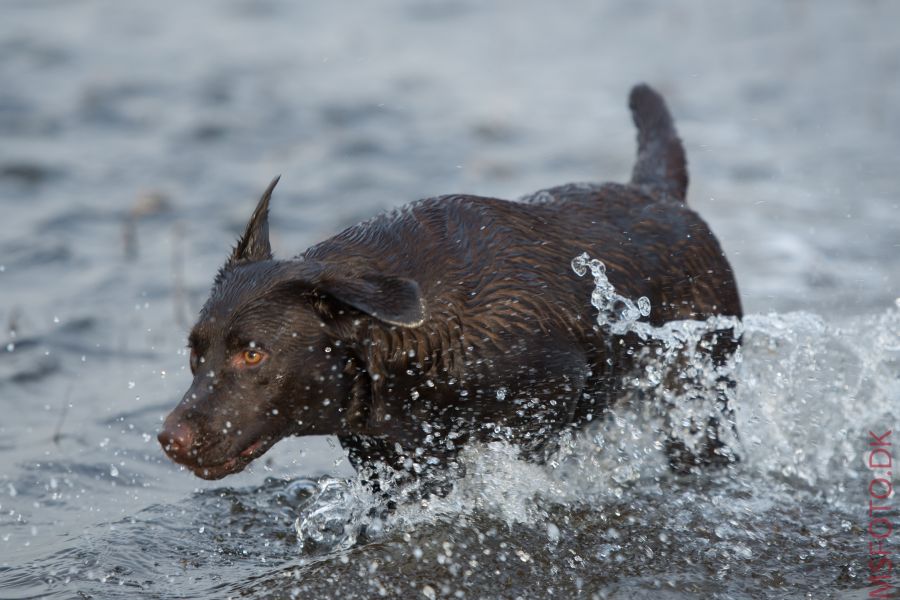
[158,84,742,485]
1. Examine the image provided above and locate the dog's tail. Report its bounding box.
[628,83,688,202]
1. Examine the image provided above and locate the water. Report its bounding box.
[2,1,899,598]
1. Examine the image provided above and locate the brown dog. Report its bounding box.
[158,84,741,485]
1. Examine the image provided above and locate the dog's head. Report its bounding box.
[158,177,425,479]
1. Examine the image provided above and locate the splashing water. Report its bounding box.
[294,477,374,553]
[284,255,900,597]
[572,251,744,464]
[571,252,652,335]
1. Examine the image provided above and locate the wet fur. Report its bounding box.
[159,84,742,484]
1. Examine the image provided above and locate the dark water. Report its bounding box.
[1,1,899,598]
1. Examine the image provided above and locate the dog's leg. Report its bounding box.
[338,433,464,499]
[663,327,741,474]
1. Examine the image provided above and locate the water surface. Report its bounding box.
[1,1,898,598]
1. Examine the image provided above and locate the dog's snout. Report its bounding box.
[158,421,195,461]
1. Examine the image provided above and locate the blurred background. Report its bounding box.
[1,1,898,598]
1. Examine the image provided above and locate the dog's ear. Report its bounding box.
[229,176,280,264]
[278,262,425,328]
[315,272,426,328]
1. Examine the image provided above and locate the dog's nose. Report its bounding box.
[158,422,195,461]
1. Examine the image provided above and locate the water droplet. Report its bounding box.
[547,523,560,543]
[571,252,590,277]
[637,296,651,317]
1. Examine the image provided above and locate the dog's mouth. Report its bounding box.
[185,436,276,480]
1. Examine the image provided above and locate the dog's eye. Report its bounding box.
[242,349,266,366]
[189,348,199,374]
